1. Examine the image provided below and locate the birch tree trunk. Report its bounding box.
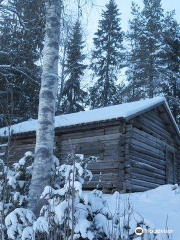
[28,0,61,216]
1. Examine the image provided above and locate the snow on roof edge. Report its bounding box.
[0,97,179,138]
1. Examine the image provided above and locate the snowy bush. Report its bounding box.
[30,154,160,240]
[0,152,34,239]
[1,152,60,240]
[32,154,113,240]
[5,208,35,240]
[0,153,33,214]
[2,152,163,240]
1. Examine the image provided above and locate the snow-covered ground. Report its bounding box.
[103,185,180,240]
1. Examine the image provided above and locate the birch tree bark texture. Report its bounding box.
[28,0,61,216]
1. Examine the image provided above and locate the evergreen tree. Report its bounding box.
[60,21,87,114]
[161,11,180,123]
[127,1,180,124]
[127,0,164,99]
[0,0,45,127]
[89,0,124,108]
[126,2,147,101]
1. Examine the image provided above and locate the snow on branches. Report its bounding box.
[1,153,161,240]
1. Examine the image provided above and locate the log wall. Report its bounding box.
[0,120,125,192]
[128,108,179,192]
[56,122,125,192]
[1,106,179,193]
[3,136,36,166]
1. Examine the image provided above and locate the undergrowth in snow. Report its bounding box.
[0,152,179,240]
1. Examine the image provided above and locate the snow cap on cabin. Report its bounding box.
[0,97,178,137]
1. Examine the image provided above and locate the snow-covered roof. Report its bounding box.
[0,97,179,137]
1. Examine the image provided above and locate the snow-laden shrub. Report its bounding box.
[5,208,35,240]
[0,152,33,216]
[31,154,113,240]
[0,152,34,239]
[1,153,60,240]
[3,153,162,240]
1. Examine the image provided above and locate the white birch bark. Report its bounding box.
[28,0,61,215]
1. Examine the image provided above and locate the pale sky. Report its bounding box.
[83,0,180,46]
[66,0,180,85]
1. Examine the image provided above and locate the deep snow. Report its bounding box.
[103,185,180,240]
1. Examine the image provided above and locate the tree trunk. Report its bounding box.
[28,0,61,216]
[173,78,177,121]
[149,39,154,98]
[56,43,67,113]
[149,74,154,98]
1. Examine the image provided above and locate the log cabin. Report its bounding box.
[0,97,180,193]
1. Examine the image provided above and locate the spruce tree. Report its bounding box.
[127,0,164,99]
[60,21,87,114]
[161,11,180,122]
[89,0,124,108]
[0,0,45,127]
[126,2,147,101]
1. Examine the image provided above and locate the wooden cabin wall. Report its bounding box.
[176,149,180,185]
[127,108,178,192]
[55,122,125,192]
[5,135,36,165]
[1,108,179,193]
[0,121,125,193]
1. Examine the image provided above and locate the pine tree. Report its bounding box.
[89,0,124,108]
[127,0,164,99]
[60,21,87,114]
[0,0,45,127]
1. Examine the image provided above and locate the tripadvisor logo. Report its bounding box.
[135,227,143,235]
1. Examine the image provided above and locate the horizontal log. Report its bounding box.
[59,161,120,171]
[139,115,172,138]
[144,113,170,133]
[130,184,152,192]
[84,180,118,189]
[12,147,35,153]
[133,120,172,143]
[56,119,124,135]
[131,160,165,175]
[60,133,121,146]
[146,111,168,129]
[129,154,165,170]
[131,178,160,189]
[130,131,167,152]
[13,138,36,145]
[131,166,165,180]
[129,149,165,164]
[129,144,166,161]
[59,152,121,162]
[82,129,105,137]
[104,149,119,156]
[130,138,165,157]
[77,145,103,153]
[131,172,165,185]
[103,142,119,148]
[59,147,103,154]
[92,173,118,181]
[89,162,120,170]
[132,127,175,152]
[58,140,119,150]
[105,125,124,135]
